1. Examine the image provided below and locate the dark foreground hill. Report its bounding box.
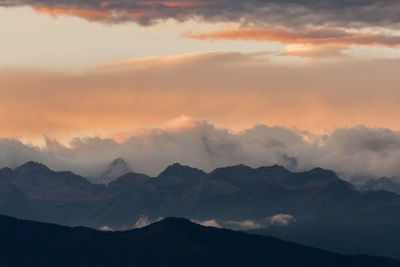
[250,218,400,259]
[0,215,398,267]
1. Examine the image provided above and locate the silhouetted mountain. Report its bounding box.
[1,161,400,257]
[1,161,400,226]
[0,214,398,267]
[0,161,103,224]
[90,158,132,184]
[11,162,93,198]
[359,177,400,195]
[158,162,206,179]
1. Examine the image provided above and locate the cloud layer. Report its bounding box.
[2,1,400,53]
[3,118,400,180]
[186,27,400,47]
[1,52,400,179]
[2,0,400,29]
[1,52,400,141]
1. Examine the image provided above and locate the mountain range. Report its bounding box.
[357,177,400,195]
[1,160,400,258]
[0,214,398,267]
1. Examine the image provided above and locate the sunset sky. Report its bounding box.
[1,0,400,176]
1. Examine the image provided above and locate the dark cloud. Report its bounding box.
[1,0,399,29]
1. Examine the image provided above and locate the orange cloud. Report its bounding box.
[186,27,400,48]
[32,5,111,21]
[1,52,400,141]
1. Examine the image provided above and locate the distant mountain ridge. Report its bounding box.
[1,161,400,227]
[358,177,400,195]
[0,214,398,267]
[1,161,400,258]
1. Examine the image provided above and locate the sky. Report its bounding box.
[1,0,400,177]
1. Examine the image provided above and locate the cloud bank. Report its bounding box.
[2,0,400,29]
[3,118,400,179]
[1,52,400,179]
[2,0,400,49]
[1,52,400,140]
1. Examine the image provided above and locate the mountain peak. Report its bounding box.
[144,217,203,233]
[110,157,128,167]
[231,164,253,170]
[158,163,206,178]
[307,167,338,179]
[171,162,183,168]
[95,158,132,184]
[15,161,51,173]
[157,217,193,225]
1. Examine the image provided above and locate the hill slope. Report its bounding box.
[0,214,398,267]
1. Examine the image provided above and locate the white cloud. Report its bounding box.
[225,220,263,230]
[267,214,296,226]
[133,216,163,229]
[99,226,113,231]
[192,219,222,228]
[223,214,295,230]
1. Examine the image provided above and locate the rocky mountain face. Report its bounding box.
[0,214,398,267]
[89,158,132,184]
